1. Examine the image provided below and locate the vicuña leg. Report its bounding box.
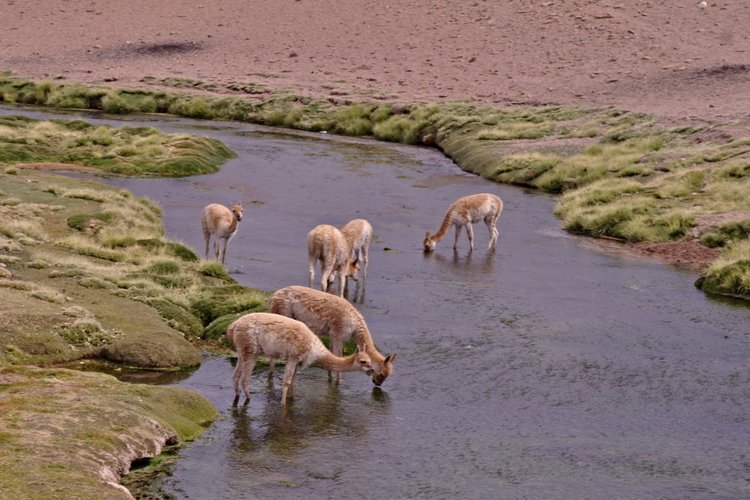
[487,217,499,250]
[466,223,475,250]
[280,360,299,404]
[337,270,346,297]
[308,257,316,288]
[220,238,228,264]
[233,355,256,406]
[362,245,369,280]
[213,239,221,261]
[320,263,335,292]
[453,225,462,249]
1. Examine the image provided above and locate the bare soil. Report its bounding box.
[3,0,749,268]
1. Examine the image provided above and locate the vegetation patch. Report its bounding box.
[190,284,269,328]
[697,240,750,296]
[0,365,216,499]
[0,109,234,177]
[0,169,268,367]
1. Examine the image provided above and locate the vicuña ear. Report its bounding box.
[385,353,397,363]
[424,232,431,238]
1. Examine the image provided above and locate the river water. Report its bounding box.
[3,107,749,499]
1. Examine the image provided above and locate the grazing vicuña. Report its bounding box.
[341,218,372,282]
[307,224,358,296]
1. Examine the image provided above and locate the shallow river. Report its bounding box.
[4,107,750,499]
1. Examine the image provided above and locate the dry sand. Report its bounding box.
[2,0,748,123]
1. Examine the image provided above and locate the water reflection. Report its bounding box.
[370,386,390,404]
[228,371,376,457]
[56,359,198,385]
[425,247,497,276]
[344,277,367,304]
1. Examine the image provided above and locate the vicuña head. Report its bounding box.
[230,202,244,222]
[372,353,397,386]
[423,231,438,252]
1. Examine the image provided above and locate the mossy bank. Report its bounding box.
[0,365,217,499]
[2,75,749,298]
[0,168,267,369]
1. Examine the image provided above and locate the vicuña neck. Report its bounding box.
[315,352,359,372]
[431,209,454,241]
[356,320,385,364]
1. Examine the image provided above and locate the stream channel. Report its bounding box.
[3,106,750,499]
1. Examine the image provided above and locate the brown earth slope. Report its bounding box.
[2,1,748,122]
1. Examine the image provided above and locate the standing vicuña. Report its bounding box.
[201,202,244,264]
[269,285,397,386]
[423,193,503,252]
[228,312,373,406]
[307,224,359,296]
[341,219,372,282]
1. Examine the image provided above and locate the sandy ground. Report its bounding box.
[2,1,748,123]
[3,0,749,268]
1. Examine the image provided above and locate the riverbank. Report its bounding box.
[3,78,749,297]
[0,364,216,499]
[0,143,266,495]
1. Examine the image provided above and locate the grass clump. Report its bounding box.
[197,260,229,278]
[58,235,127,262]
[697,240,750,296]
[148,259,181,275]
[67,212,115,231]
[482,153,561,186]
[700,219,750,248]
[478,121,555,141]
[189,284,268,327]
[141,297,204,338]
[56,318,122,349]
[167,242,199,262]
[0,112,235,177]
[203,312,245,342]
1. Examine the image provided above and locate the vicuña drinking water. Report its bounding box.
[228,312,373,406]
[423,193,503,252]
[269,285,396,386]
